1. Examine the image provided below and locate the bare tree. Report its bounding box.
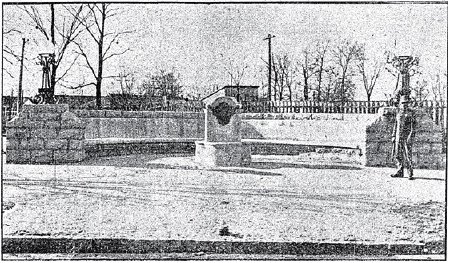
[274,56,285,101]
[114,69,136,95]
[223,61,249,87]
[410,79,429,103]
[2,27,23,79]
[428,72,448,153]
[332,40,363,102]
[21,4,86,94]
[140,69,183,99]
[310,40,331,102]
[356,46,383,102]
[273,54,296,102]
[430,73,447,103]
[70,4,133,109]
[321,68,338,102]
[298,47,315,101]
[220,54,250,102]
[283,56,297,102]
[271,56,281,101]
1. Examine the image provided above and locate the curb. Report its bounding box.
[2,238,444,256]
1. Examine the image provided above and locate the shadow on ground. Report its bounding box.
[77,153,361,171]
[77,154,178,168]
[409,177,445,182]
[76,154,284,176]
[246,161,362,170]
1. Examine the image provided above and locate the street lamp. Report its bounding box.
[387,54,419,100]
[32,52,56,104]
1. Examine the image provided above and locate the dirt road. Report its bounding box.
[2,154,445,247]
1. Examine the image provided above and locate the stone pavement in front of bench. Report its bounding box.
[2,152,445,252]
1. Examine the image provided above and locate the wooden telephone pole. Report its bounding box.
[263,34,275,101]
[18,38,26,111]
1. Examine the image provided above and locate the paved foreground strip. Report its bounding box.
[1,238,443,255]
[2,154,445,258]
[2,253,445,260]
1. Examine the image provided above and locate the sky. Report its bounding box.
[2,2,448,100]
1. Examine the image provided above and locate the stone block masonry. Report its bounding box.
[365,107,446,170]
[31,107,442,170]
[6,104,87,164]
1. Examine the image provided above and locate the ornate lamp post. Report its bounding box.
[32,52,56,104]
[387,55,419,101]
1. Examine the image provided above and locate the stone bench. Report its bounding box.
[242,139,363,163]
[83,136,363,161]
[84,137,202,157]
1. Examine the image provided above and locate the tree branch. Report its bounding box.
[3,28,22,35]
[93,3,103,14]
[88,4,102,33]
[103,48,130,62]
[74,41,97,79]
[102,30,134,57]
[3,56,14,65]
[105,4,119,17]
[56,53,81,83]
[60,81,96,89]
[103,75,125,79]
[3,46,21,61]
[2,67,15,78]
[65,5,99,44]
[32,4,84,73]
[22,6,50,41]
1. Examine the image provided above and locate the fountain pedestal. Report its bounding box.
[195,96,251,167]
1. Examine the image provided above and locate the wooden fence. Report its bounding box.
[2,105,18,121]
[242,100,389,114]
[241,100,447,126]
[2,103,18,134]
[108,94,204,112]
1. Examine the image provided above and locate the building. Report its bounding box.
[201,85,259,105]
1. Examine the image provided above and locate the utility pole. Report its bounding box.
[50,4,56,99]
[18,37,26,111]
[9,88,14,120]
[263,34,275,101]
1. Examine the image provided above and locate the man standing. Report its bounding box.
[391,95,417,179]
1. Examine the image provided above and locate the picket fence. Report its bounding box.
[241,100,447,127]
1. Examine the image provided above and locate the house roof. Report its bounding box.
[201,86,227,102]
[223,85,259,89]
[201,85,259,102]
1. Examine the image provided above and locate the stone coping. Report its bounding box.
[73,110,203,119]
[84,138,363,150]
[195,141,244,145]
[85,137,202,146]
[241,139,362,150]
